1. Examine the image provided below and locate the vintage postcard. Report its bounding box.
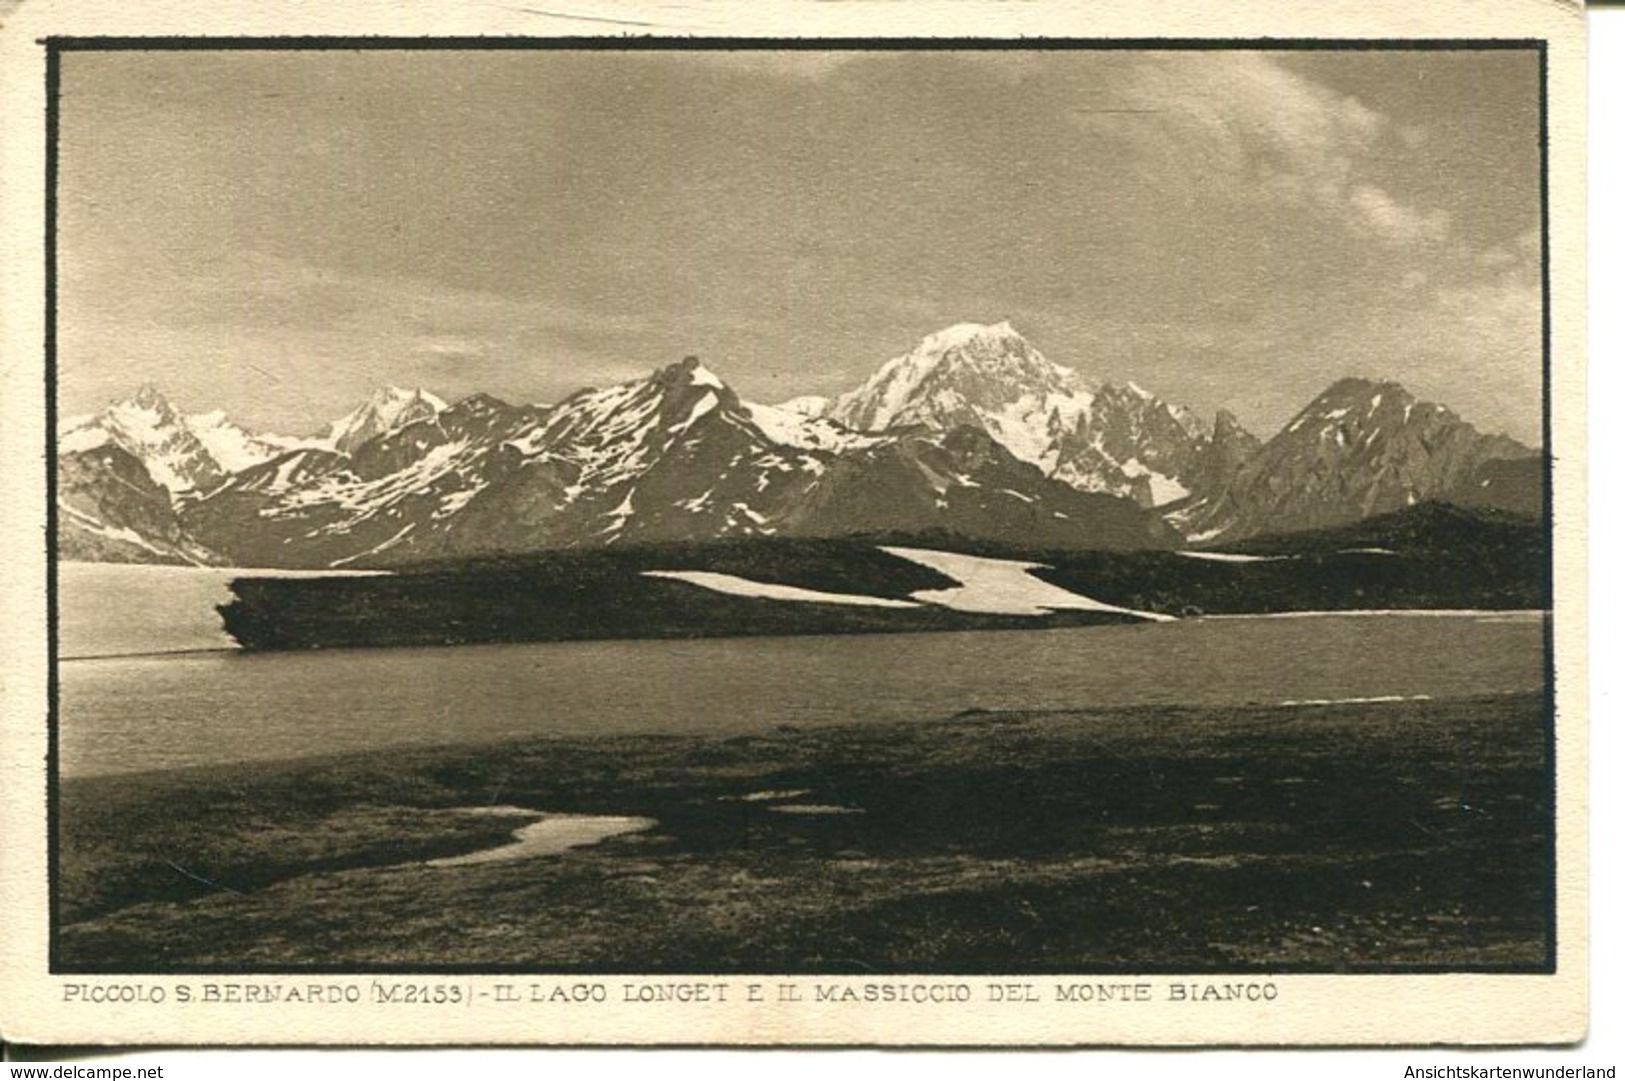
[0,0,1587,1048]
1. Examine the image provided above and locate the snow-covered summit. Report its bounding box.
[61,386,327,494]
[827,321,1093,449]
[685,358,726,390]
[323,386,448,455]
[917,319,1022,354]
[186,409,312,473]
[60,381,463,499]
[815,321,1250,508]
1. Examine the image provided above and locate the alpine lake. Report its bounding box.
[53,564,1554,973]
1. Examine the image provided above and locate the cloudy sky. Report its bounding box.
[57,46,1542,444]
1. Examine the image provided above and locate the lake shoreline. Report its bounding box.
[57,690,1553,973]
[57,609,1550,780]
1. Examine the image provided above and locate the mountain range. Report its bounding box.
[55,322,1541,568]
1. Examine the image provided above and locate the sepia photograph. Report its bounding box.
[0,0,1588,1049]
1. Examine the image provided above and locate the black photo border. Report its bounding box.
[41,35,1558,981]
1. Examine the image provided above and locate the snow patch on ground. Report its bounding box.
[730,789,813,803]
[426,808,656,867]
[878,546,1174,621]
[1277,695,1432,706]
[643,570,920,609]
[269,438,475,533]
[1175,551,1292,563]
[677,488,715,513]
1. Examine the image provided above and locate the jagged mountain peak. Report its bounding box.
[917,319,1022,352]
[1320,375,1408,397]
[123,382,172,411]
[448,392,513,416]
[902,321,1073,387]
[1281,378,1447,440]
[1173,374,1535,544]
[60,347,1530,569]
[653,355,731,396]
[1091,382,1209,437]
[105,384,187,431]
[1303,376,1417,413]
[65,384,229,495]
[828,321,1088,438]
[326,385,448,455]
[368,384,447,408]
[822,323,1249,509]
[341,384,450,426]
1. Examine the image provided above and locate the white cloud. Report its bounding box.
[1079,53,1451,249]
[1349,184,1451,246]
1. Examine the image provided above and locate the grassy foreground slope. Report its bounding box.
[58,691,1551,972]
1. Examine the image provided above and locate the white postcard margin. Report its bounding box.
[0,0,1588,1048]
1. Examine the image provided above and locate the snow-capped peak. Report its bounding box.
[689,362,725,390]
[916,319,1022,354]
[825,320,1097,475]
[1283,378,1417,435]
[126,382,170,412]
[658,355,726,390]
[828,320,1090,438]
[62,386,218,494]
[59,386,326,494]
[374,385,449,412]
[184,408,315,474]
[107,384,180,427]
[324,386,448,455]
